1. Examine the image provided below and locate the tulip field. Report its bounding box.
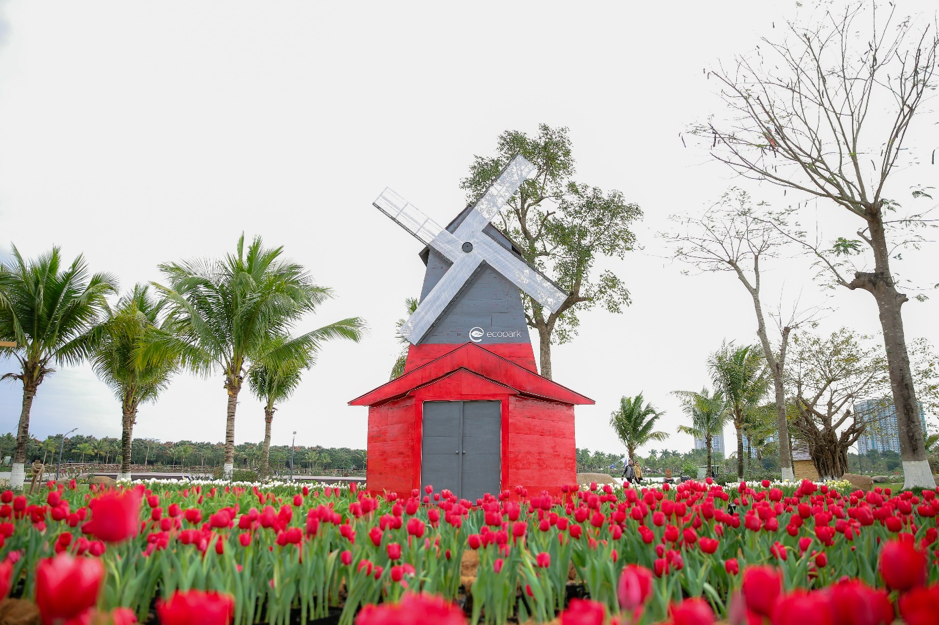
[0,478,938,625]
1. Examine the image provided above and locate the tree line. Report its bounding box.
[0,432,367,475]
[0,236,365,489]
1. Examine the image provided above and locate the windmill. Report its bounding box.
[373,155,567,345]
[351,153,593,501]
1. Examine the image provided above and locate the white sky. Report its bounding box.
[1,1,937,458]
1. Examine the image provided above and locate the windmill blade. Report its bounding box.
[401,254,483,344]
[473,235,567,314]
[454,155,537,241]
[373,188,445,246]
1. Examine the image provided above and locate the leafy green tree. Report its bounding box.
[927,432,939,454]
[674,387,728,477]
[389,297,418,380]
[144,235,365,478]
[709,343,770,479]
[788,329,886,479]
[608,393,669,461]
[0,246,116,489]
[699,4,938,488]
[460,124,642,379]
[90,285,177,479]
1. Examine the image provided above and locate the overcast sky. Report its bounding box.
[1,1,937,459]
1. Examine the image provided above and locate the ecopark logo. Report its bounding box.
[469,327,521,342]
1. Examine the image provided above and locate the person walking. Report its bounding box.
[622,458,636,484]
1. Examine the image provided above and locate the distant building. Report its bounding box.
[854,398,928,454]
[694,432,725,454]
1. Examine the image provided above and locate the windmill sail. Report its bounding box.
[373,188,444,246]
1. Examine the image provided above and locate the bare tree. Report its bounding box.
[698,3,938,488]
[788,328,886,479]
[664,188,830,480]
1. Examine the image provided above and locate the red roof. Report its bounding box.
[349,342,594,407]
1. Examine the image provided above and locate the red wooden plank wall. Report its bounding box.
[366,397,417,496]
[366,380,579,499]
[504,396,576,496]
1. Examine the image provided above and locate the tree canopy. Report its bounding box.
[460,124,642,378]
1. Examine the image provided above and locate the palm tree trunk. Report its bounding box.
[261,407,273,479]
[223,380,240,479]
[120,400,136,480]
[735,421,744,479]
[11,379,39,490]
[706,436,713,478]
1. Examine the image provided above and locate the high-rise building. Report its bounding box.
[854,398,928,454]
[694,432,725,454]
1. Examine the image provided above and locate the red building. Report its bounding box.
[350,341,593,500]
[354,158,593,500]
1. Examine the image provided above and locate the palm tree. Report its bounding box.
[90,285,177,480]
[248,338,314,479]
[0,246,116,489]
[674,387,728,478]
[709,343,770,479]
[75,442,94,464]
[390,297,419,380]
[142,235,365,478]
[609,393,669,461]
[40,437,59,466]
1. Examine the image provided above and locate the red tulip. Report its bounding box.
[699,537,719,554]
[406,518,425,538]
[35,554,104,624]
[741,565,783,618]
[898,585,939,625]
[618,564,653,612]
[559,598,605,625]
[83,490,142,543]
[387,543,402,561]
[671,598,715,625]
[0,558,12,600]
[355,592,466,625]
[878,537,927,591]
[826,579,893,625]
[771,590,833,625]
[536,552,551,569]
[157,589,235,625]
[725,558,739,576]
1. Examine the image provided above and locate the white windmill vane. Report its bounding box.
[373,155,568,345]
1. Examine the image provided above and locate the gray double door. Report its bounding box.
[421,400,501,501]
